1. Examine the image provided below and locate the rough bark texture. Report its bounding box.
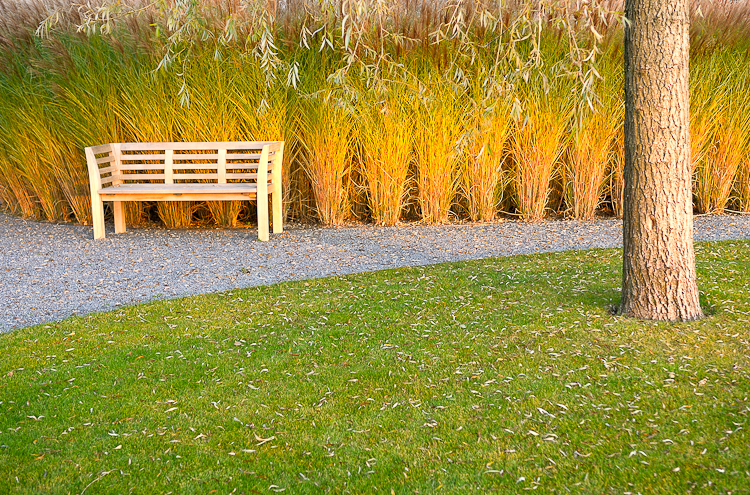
[620,0,703,321]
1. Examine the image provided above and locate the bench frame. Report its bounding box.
[85,141,283,241]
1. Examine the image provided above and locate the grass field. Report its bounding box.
[1,241,749,493]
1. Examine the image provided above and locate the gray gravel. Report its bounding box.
[2,212,750,332]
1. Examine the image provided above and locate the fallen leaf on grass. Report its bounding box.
[255,434,276,446]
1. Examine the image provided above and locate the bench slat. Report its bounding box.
[119,141,279,152]
[225,153,262,160]
[172,164,219,170]
[172,153,220,161]
[96,155,115,165]
[89,143,113,155]
[99,183,258,194]
[173,174,219,181]
[226,173,272,180]
[172,164,218,170]
[99,193,257,202]
[120,154,168,161]
[120,174,166,181]
[120,164,166,171]
[120,163,259,170]
[267,142,283,153]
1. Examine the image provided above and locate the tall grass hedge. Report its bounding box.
[0,0,749,227]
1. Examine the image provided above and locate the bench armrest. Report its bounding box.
[85,145,108,192]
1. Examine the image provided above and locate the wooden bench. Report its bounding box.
[85,141,283,241]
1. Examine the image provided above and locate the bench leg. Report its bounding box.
[272,191,282,234]
[92,194,105,240]
[258,195,269,242]
[113,201,126,234]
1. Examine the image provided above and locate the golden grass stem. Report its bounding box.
[461,95,513,222]
[413,85,464,224]
[357,90,413,225]
[511,89,572,221]
[564,97,621,220]
[298,96,355,226]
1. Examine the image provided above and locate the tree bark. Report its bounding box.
[620,0,702,321]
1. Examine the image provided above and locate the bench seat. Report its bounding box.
[98,183,260,202]
[85,141,284,241]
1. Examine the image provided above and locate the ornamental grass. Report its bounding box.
[564,92,621,220]
[298,94,355,226]
[357,85,414,225]
[1,0,750,226]
[461,82,515,223]
[413,83,465,224]
[511,86,572,221]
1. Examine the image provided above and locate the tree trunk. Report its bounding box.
[620,0,702,321]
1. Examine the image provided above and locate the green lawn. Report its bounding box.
[1,242,749,494]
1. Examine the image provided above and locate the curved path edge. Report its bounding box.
[2,213,750,332]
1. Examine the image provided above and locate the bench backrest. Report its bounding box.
[85,141,283,190]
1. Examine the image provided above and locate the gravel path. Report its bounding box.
[2,213,750,332]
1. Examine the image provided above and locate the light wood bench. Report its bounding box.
[85,141,283,241]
